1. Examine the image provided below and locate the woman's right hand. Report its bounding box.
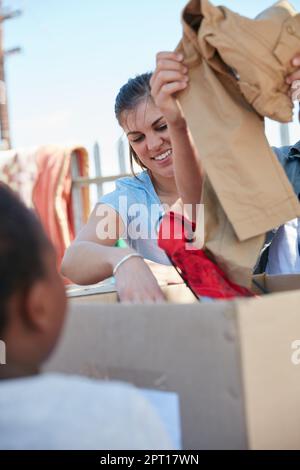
[113,254,166,303]
[150,51,189,126]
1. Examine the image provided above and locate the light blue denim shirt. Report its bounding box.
[100,171,171,265]
[272,141,300,198]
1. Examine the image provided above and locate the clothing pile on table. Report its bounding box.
[0,145,89,267]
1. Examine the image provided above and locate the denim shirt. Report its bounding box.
[99,171,171,265]
[273,141,300,197]
[254,140,300,273]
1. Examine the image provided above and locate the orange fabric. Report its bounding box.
[71,148,90,224]
[32,145,89,268]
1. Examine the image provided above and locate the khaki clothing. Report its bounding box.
[176,0,300,286]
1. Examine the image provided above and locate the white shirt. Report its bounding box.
[266,218,300,274]
[0,373,172,450]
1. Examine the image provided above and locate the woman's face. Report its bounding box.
[121,98,174,179]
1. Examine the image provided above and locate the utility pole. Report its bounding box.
[0,1,21,149]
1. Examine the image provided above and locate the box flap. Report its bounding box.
[236,291,300,449]
[68,283,198,304]
[252,274,300,294]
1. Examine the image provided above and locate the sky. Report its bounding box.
[3,0,300,180]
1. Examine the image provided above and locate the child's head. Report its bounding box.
[0,184,67,378]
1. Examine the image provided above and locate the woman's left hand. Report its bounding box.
[150,51,189,126]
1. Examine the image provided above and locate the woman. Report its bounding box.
[62,52,300,301]
[61,52,203,302]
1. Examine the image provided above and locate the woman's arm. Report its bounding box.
[150,51,204,219]
[61,204,165,302]
[61,203,128,284]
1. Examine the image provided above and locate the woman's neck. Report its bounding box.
[150,174,179,207]
[149,171,178,200]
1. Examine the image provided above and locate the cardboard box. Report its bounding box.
[252,273,300,294]
[44,277,300,450]
[67,280,198,304]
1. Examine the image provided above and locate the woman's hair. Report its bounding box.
[115,72,152,175]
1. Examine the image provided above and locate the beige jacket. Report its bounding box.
[176,0,300,285]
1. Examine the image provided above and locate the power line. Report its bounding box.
[0,0,22,149]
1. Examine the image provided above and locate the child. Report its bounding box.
[0,183,171,450]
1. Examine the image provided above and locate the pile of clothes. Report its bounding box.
[0,145,89,267]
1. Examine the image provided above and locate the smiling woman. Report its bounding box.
[122,98,175,182]
[61,53,204,302]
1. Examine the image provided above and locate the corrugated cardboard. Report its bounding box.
[252,273,300,294]
[44,278,300,450]
[237,291,300,450]
[67,282,197,304]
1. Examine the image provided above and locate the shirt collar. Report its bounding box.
[288,140,300,158]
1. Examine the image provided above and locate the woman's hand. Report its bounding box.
[150,51,189,126]
[113,255,166,303]
[286,54,300,101]
[151,52,203,209]
[151,51,300,106]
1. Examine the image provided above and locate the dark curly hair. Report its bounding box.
[0,184,50,335]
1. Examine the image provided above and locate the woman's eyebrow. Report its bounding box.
[152,116,164,127]
[127,130,141,136]
[127,116,164,136]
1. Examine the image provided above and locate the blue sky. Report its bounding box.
[3,0,300,176]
